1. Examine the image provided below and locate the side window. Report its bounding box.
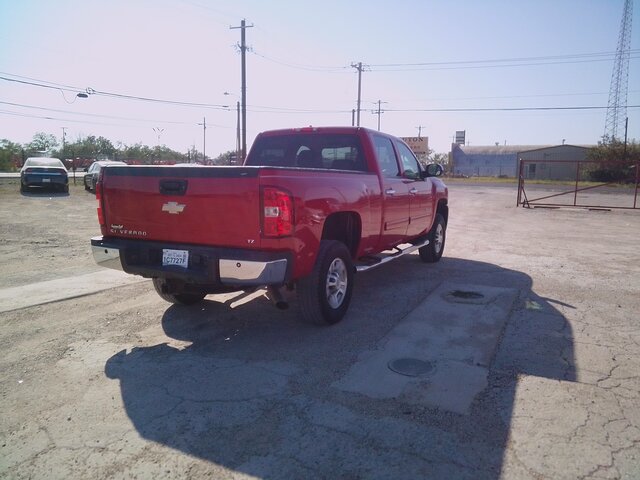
[373,136,399,178]
[397,142,421,180]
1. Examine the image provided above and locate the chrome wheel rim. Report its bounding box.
[326,257,348,309]
[434,224,444,254]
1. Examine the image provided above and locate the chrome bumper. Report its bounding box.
[92,244,123,271]
[219,259,288,285]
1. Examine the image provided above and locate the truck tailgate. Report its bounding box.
[101,166,261,247]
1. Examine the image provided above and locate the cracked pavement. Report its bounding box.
[0,181,639,479]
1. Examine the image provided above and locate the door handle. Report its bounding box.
[409,188,418,195]
[385,188,396,196]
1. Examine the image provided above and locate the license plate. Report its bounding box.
[42,178,51,183]
[162,249,189,268]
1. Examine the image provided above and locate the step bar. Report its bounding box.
[355,238,429,273]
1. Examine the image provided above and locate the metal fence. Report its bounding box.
[517,159,640,210]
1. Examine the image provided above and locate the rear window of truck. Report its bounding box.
[246,134,367,172]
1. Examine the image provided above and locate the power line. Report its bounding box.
[252,51,349,73]
[369,56,640,73]
[386,105,640,113]
[0,104,232,129]
[0,100,202,125]
[0,109,148,128]
[0,74,230,110]
[368,50,639,68]
[248,49,640,73]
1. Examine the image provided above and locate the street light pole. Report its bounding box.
[152,127,164,145]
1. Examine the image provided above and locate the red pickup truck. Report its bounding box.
[91,127,448,325]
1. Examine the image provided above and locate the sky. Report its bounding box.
[1,0,639,157]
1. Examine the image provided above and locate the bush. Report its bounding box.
[0,149,17,172]
[588,167,630,183]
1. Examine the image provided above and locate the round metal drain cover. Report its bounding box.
[388,358,435,377]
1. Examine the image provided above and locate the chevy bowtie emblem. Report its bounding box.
[162,201,186,214]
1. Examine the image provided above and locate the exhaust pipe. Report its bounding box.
[267,286,289,310]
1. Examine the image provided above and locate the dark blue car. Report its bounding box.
[20,157,69,193]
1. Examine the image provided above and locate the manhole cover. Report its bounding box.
[388,358,435,377]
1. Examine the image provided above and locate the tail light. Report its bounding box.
[96,170,106,235]
[262,187,293,237]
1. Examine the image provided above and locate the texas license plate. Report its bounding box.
[162,249,189,268]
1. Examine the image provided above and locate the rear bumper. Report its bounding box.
[22,173,68,187]
[91,236,291,287]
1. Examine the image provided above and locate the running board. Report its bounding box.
[355,238,429,273]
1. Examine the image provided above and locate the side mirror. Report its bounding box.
[422,163,443,178]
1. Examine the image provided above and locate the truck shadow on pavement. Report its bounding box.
[105,257,576,479]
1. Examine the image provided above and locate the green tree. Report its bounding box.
[212,150,238,165]
[26,132,59,155]
[0,139,22,171]
[429,152,450,170]
[587,137,639,182]
[120,143,154,163]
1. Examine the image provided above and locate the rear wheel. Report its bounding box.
[20,183,27,193]
[152,278,206,305]
[419,213,446,263]
[297,240,354,325]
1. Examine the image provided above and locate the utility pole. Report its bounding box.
[372,100,387,131]
[61,127,67,157]
[197,117,206,163]
[231,19,253,161]
[351,62,365,126]
[416,125,426,139]
[236,101,241,163]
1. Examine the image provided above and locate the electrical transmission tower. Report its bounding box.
[604,0,633,141]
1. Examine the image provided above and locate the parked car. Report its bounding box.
[84,161,127,192]
[20,157,69,193]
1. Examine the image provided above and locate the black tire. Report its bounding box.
[84,181,90,191]
[419,213,446,263]
[297,240,354,325]
[20,183,27,193]
[62,185,69,194]
[152,278,206,305]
